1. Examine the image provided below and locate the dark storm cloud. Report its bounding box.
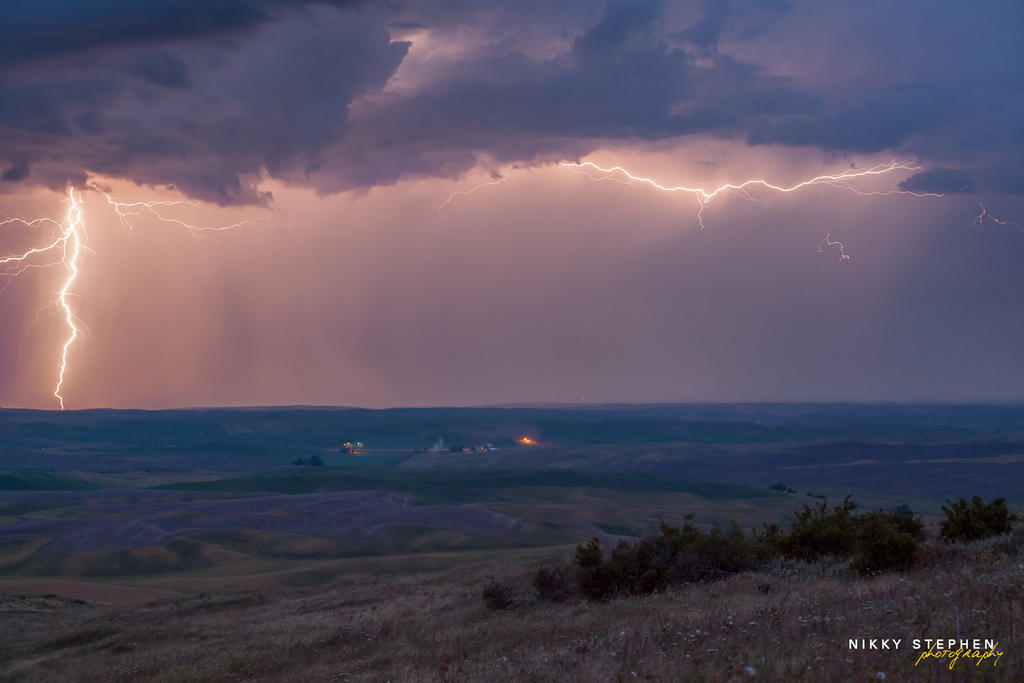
[749,84,963,154]
[898,167,975,195]
[312,0,818,192]
[677,0,788,54]
[126,52,191,89]
[1,160,29,182]
[743,0,1024,194]
[573,0,664,56]
[0,6,407,203]
[0,0,1022,201]
[0,0,360,67]
[0,0,818,201]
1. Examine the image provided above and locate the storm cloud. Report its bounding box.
[0,0,1021,202]
[3,1,1024,410]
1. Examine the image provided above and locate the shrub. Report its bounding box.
[480,580,517,610]
[658,519,777,584]
[560,499,934,602]
[940,496,1016,542]
[533,566,575,602]
[574,538,621,600]
[777,497,859,562]
[850,510,921,575]
[571,517,778,600]
[774,497,924,574]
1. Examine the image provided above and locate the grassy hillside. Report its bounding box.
[0,526,1020,681]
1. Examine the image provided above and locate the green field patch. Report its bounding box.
[0,538,249,578]
[0,470,102,491]
[195,520,584,564]
[154,467,775,504]
[594,522,636,536]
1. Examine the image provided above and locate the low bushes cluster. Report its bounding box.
[525,497,944,603]
[774,497,924,575]
[487,494,1017,607]
[940,495,1016,542]
[572,518,779,600]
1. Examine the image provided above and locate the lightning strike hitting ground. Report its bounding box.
[0,184,264,410]
[52,189,84,410]
[0,187,85,410]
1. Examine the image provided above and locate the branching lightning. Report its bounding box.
[97,189,273,236]
[436,158,961,265]
[3,157,1017,411]
[53,189,84,410]
[559,159,942,230]
[438,176,508,216]
[1,188,85,410]
[0,184,263,410]
[971,200,1021,229]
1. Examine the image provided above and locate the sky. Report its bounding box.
[1,0,1023,409]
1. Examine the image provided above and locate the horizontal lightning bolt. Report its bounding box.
[97,189,273,236]
[559,159,941,230]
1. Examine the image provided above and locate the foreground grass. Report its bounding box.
[0,531,1021,682]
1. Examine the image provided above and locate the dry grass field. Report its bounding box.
[1,528,1021,682]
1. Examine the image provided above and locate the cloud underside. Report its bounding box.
[0,0,1022,203]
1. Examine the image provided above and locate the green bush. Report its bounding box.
[574,538,622,600]
[775,497,924,574]
[657,519,777,584]
[850,510,922,575]
[553,499,936,602]
[777,497,859,562]
[940,496,1016,542]
[570,517,777,601]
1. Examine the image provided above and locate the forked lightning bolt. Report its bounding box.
[53,189,84,410]
[443,158,947,261]
[97,189,273,235]
[972,200,1021,229]
[1,187,85,410]
[438,176,508,216]
[1,185,262,410]
[4,160,1016,410]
